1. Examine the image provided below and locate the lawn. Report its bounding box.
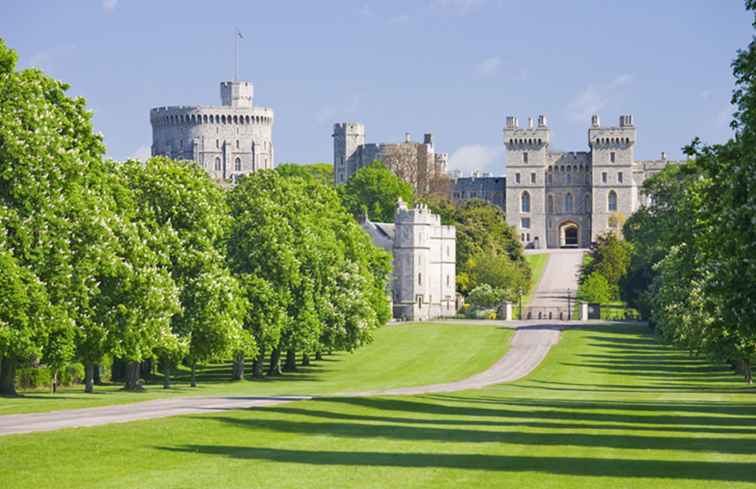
[1,323,754,489]
[514,252,549,318]
[0,323,511,415]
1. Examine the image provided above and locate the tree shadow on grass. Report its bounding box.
[158,445,756,482]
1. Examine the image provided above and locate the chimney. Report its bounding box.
[591,114,600,127]
[661,151,667,160]
[505,116,518,129]
[527,117,534,129]
[404,132,411,143]
[424,133,433,145]
[537,114,547,127]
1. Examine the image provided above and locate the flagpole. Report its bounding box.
[234,29,238,82]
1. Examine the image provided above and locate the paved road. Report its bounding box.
[527,248,585,311]
[0,322,560,436]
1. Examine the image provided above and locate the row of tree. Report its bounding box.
[0,40,391,395]
[621,7,756,383]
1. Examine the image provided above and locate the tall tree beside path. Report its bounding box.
[339,161,415,222]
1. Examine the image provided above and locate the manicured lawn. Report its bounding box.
[515,252,549,318]
[1,323,754,489]
[0,323,511,415]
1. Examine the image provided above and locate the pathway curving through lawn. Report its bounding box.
[0,322,560,436]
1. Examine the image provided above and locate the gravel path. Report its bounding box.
[0,322,560,436]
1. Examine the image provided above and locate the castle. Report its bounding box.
[504,114,674,249]
[333,123,448,192]
[362,200,456,320]
[150,80,274,182]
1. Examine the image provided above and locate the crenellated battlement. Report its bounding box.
[503,114,551,148]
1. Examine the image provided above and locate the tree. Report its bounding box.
[465,252,530,301]
[276,163,333,186]
[340,161,415,222]
[577,272,612,304]
[583,232,632,300]
[467,284,505,309]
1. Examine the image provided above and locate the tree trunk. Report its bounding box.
[302,353,310,366]
[111,358,126,382]
[190,362,197,387]
[252,350,265,379]
[93,364,102,385]
[162,363,171,389]
[124,361,141,391]
[140,359,152,381]
[315,351,322,361]
[267,348,282,376]
[745,358,753,385]
[0,357,17,396]
[284,349,297,371]
[232,352,245,381]
[84,362,95,393]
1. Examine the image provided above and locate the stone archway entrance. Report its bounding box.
[559,222,579,248]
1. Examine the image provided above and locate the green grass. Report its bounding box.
[1,323,754,489]
[514,252,549,318]
[0,323,511,415]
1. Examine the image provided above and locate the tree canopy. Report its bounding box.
[339,160,415,222]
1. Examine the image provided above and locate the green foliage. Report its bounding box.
[276,163,333,186]
[339,160,415,222]
[582,232,632,300]
[467,284,505,309]
[465,252,530,301]
[621,6,756,382]
[577,272,612,304]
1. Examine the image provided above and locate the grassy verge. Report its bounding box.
[0,323,512,415]
[514,252,549,318]
[2,323,753,489]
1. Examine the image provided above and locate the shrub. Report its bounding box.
[577,272,612,304]
[16,367,52,389]
[467,284,505,309]
[58,363,85,386]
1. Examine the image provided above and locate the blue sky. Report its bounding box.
[3,0,752,175]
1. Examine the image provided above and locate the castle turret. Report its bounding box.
[220,81,253,108]
[504,114,550,249]
[588,114,637,241]
[333,122,365,184]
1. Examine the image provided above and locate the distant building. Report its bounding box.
[504,113,680,249]
[333,123,448,192]
[150,80,274,182]
[452,174,506,210]
[362,200,456,321]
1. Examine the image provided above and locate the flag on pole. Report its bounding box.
[236,28,244,39]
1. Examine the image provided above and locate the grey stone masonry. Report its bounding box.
[362,199,456,321]
[504,114,680,249]
[150,80,274,183]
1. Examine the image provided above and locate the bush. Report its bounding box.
[59,363,85,385]
[16,367,52,389]
[577,272,612,304]
[467,284,505,309]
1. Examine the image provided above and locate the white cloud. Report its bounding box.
[102,0,118,13]
[130,145,151,162]
[448,144,503,176]
[316,95,361,125]
[473,56,501,78]
[566,74,634,122]
[356,4,373,17]
[430,0,485,15]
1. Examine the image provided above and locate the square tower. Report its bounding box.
[220,81,253,108]
[333,122,365,184]
[504,115,550,249]
[588,114,637,241]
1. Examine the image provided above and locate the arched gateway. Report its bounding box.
[559,221,579,248]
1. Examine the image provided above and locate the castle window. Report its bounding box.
[566,174,571,184]
[530,172,536,184]
[234,157,241,171]
[216,139,220,149]
[214,157,221,171]
[521,191,530,213]
[618,171,624,183]
[521,217,530,229]
[547,195,554,213]
[602,172,607,184]
[515,173,521,184]
[608,190,618,211]
[446,275,450,286]
[565,193,574,212]
[610,152,616,163]
[585,174,590,184]
[585,194,591,212]
[547,173,552,184]
[418,273,422,286]
[523,152,528,164]
[236,140,240,149]
[203,115,208,123]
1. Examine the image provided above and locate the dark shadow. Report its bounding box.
[158,445,756,482]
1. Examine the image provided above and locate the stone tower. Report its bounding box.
[333,122,365,184]
[504,115,550,249]
[150,80,274,183]
[588,114,636,241]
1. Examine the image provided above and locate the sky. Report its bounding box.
[3,0,752,176]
